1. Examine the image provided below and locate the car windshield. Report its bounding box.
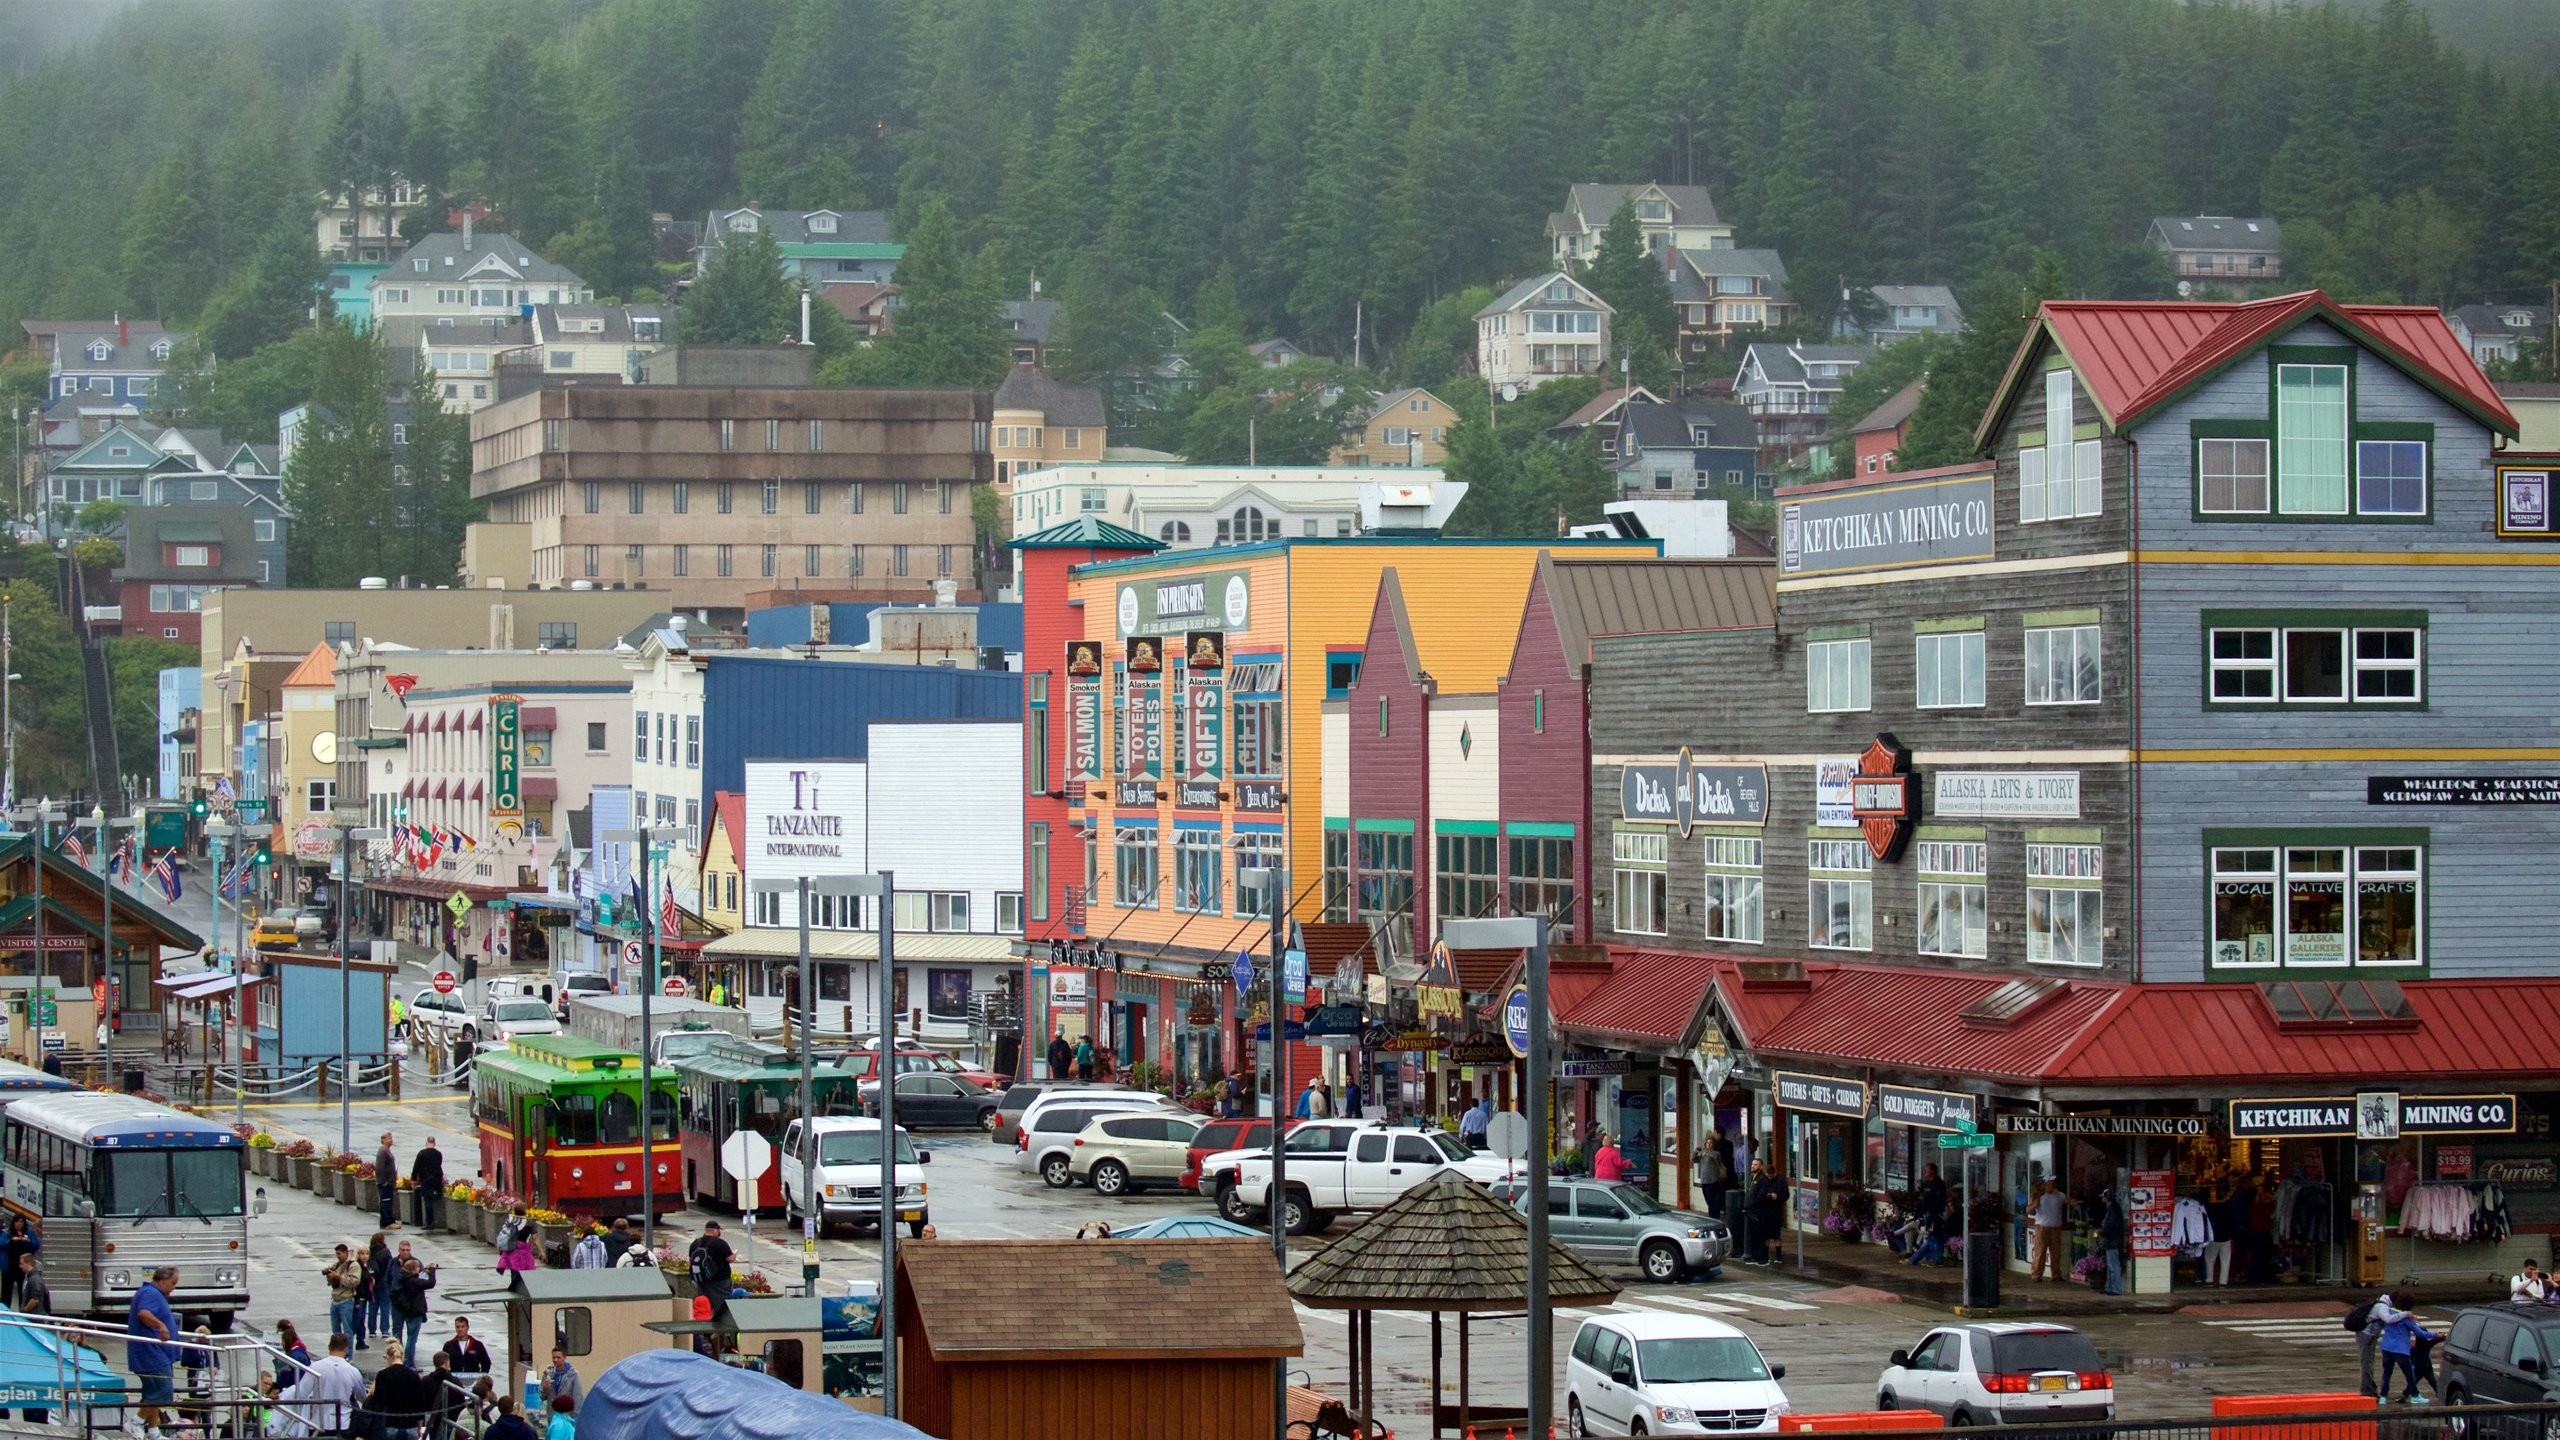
[1607,1183,1671,1215]
[1989,1332,2102,1373]
[494,1001,551,1023]
[658,1032,725,1062]
[815,1130,921,1166]
[1422,1132,1473,1161]
[1637,1336,1770,1384]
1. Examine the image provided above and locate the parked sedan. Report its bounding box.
[1876,1323,2113,1427]
[1068,1111,1208,1196]
[863,1071,1002,1130]
[1495,1177,1731,1282]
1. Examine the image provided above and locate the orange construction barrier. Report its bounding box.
[1785,1412,1943,1432]
[2208,1392,2377,1440]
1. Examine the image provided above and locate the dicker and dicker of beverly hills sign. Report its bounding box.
[1782,472,1995,577]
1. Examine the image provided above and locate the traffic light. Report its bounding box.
[251,838,272,868]
[188,797,209,819]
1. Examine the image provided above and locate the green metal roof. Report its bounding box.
[1006,516,1165,552]
[672,1037,855,1085]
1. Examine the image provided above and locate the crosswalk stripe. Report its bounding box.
[1624,1292,1749,1316]
[1717,1291,1819,1311]
[2201,1318,2350,1346]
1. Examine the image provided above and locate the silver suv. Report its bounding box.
[1494,1176,1731,1282]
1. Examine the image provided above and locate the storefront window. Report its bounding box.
[2025,843,2102,966]
[2284,847,2349,965]
[2356,848,2421,964]
[1702,836,1761,944]
[1321,827,1350,921]
[1173,827,1222,914]
[1435,833,1498,924]
[2210,838,2426,971]
[1236,830,1282,918]
[1508,834,1575,923]
[1807,839,1871,950]
[1917,841,1987,959]
[1232,694,1284,777]
[2210,848,2278,967]
[1355,830,1414,924]
[1612,828,1668,936]
[1114,824,1159,908]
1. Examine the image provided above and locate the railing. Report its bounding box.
[0,1307,314,1433]
[1800,1403,2559,1440]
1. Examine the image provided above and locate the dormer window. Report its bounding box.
[808,213,837,234]
[86,341,110,361]
[728,213,758,233]
[413,258,430,272]
[1691,427,1710,445]
[149,340,171,360]
[1638,199,1668,221]
[1544,282,1571,303]
[2508,311,2535,327]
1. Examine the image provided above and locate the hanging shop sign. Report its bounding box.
[1304,1004,1365,1037]
[1773,1070,1868,1119]
[1118,570,1251,639]
[2367,776,2560,806]
[2495,461,2560,539]
[1124,638,1164,782]
[1620,749,1770,834]
[1994,1113,2209,1138]
[1184,631,1225,781]
[1558,1054,1631,1079]
[1450,1035,1514,1065]
[1877,1084,1979,1134]
[1116,780,1159,808]
[1415,940,1464,1021]
[1933,771,2082,820]
[1780,468,1996,577]
[2226,1093,2518,1140]
[1391,1029,1450,1053]
[1849,734,1919,863]
[488,696,524,823]
[1235,780,1285,813]
[1815,757,1857,828]
[2128,1170,2176,1259]
[1065,641,1105,782]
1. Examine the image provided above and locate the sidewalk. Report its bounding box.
[1759,1232,2510,1315]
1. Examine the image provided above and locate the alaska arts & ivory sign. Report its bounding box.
[1620,749,1769,834]
[1934,771,2082,820]
[1780,471,1996,577]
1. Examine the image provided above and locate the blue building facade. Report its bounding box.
[696,656,1021,818]
[156,666,201,801]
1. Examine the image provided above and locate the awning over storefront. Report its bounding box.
[1712,959,2123,1085]
[368,873,511,901]
[2043,977,2560,1089]
[1556,948,1724,1051]
[160,971,268,1001]
[699,928,1019,963]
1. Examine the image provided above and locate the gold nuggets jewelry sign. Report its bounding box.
[1064,641,1104,782]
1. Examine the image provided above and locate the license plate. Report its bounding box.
[2036,1376,2066,1392]
[899,1210,923,1221]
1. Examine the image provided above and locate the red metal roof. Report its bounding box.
[1556,949,1723,1047]
[1726,961,2124,1085]
[1982,292,2516,448]
[2045,978,2560,1087]
[713,792,744,859]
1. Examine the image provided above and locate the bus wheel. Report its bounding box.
[207,1312,234,1335]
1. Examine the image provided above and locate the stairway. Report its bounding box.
[62,552,124,814]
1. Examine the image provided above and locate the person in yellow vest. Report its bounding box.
[708,979,726,1007]
[388,994,407,1038]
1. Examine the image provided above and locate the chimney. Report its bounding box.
[463,211,473,249]
[117,312,127,347]
[800,288,812,346]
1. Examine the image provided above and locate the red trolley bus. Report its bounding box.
[470,1033,679,1219]
[674,1037,858,1212]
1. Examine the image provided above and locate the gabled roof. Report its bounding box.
[1617,400,1696,453]
[704,207,894,249]
[1529,551,1776,672]
[1364,568,1427,691]
[280,641,338,688]
[1686,399,1755,449]
[1869,284,1960,313]
[118,506,260,582]
[1287,1175,1618,1312]
[1558,182,1723,232]
[380,231,587,289]
[712,792,743,862]
[991,363,1106,427]
[1552,385,1662,432]
[2148,214,2281,255]
[54,423,161,471]
[1478,272,1612,319]
[900,1239,1300,1359]
[1362,386,1444,423]
[1738,342,1871,392]
[1003,298,1060,343]
[2453,303,2551,338]
[1975,291,2517,450]
[1851,377,1926,435]
[1005,516,1164,552]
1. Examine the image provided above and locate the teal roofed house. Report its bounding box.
[694,207,904,287]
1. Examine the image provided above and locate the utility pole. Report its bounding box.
[873,869,899,1422]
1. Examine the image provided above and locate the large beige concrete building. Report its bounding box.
[468,382,991,611]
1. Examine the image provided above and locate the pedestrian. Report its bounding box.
[277,1334,365,1439]
[10,1253,49,1420]
[369,1340,431,1440]
[688,1223,734,1315]
[425,1350,461,1440]
[272,1318,311,1391]
[2378,1297,2437,1403]
[411,1138,446,1231]
[1048,1031,1073,1081]
[1745,1161,1785,1266]
[440,1317,492,1378]
[2248,1169,2280,1283]
[708,980,725,1008]
[366,1231,397,1345]
[604,1218,640,1268]
[544,1395,576,1440]
[180,1325,217,1437]
[323,1243,366,1349]
[1297,1078,1328,1118]
[539,1349,580,1411]
[1222,1073,1247,1119]
[2029,1179,2069,1282]
[377,1132,402,1228]
[1,1216,34,1308]
[1591,1130,1629,1183]
[495,1206,538,1274]
[2098,1189,2128,1295]
[1459,1096,1490,1150]
[1074,1036,1094,1082]
[2354,1292,2390,1396]
[390,1256,437,1363]
[570,1227,608,1270]
[2513,1260,2552,1303]
[483,1396,538,1440]
[1341,1078,1362,1118]
[125,1265,179,1440]
[452,1377,497,1440]
[2200,1182,2236,1286]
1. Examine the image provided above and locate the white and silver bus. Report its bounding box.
[0,1093,249,1326]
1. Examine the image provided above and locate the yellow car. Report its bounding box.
[248,909,303,948]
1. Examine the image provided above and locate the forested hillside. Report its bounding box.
[2,0,2556,367]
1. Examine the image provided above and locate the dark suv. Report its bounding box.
[2443,1302,2560,1411]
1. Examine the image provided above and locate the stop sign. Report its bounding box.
[430,970,458,995]
[662,976,688,999]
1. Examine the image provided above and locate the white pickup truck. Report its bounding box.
[1213,1121,1515,1235]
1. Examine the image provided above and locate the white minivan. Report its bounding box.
[778,1117,931,1238]
[1566,1313,1790,1437]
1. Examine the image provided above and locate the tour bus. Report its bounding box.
[471,1033,679,1219]
[0,1059,79,1094]
[0,1092,248,1326]
[673,1036,859,1212]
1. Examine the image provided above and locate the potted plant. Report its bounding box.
[352,1161,378,1215]
[482,1193,517,1244]
[658,1246,695,1298]
[395,1177,420,1227]
[326,1155,359,1205]
[530,1207,573,1253]
[1550,1145,1585,1177]
[281,1139,316,1190]
[246,1132,276,1178]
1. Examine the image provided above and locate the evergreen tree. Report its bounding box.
[680,228,796,345]
[399,359,478,586]
[198,216,325,360]
[1897,253,2068,470]
[1579,199,1677,371]
[279,324,395,587]
[119,145,221,322]
[824,200,1009,387]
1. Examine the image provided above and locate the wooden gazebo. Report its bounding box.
[1286,1175,1620,1438]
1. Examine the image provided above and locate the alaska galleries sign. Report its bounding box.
[1847,734,1918,862]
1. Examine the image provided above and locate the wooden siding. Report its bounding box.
[1497,567,1593,939]
[1345,581,1432,959]
[1984,343,2136,560]
[1431,695,1500,823]
[917,1358,1276,1440]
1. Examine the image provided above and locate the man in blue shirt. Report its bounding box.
[126,1266,179,1437]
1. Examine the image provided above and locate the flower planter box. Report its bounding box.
[396,1189,420,1227]
[356,1178,379,1214]
[480,1208,508,1243]
[537,1222,572,1253]
[287,1156,314,1190]
[249,1150,272,1179]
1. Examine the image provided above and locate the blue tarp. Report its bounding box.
[0,1309,120,1405]
[584,1350,936,1440]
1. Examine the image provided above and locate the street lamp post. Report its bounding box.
[1441,913,1554,1440]
[206,820,240,1124]
[1237,863,1291,1440]
[602,825,673,1244]
[331,823,386,1155]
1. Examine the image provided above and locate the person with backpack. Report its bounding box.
[688,1223,735,1316]
[2353,1294,2390,1396]
[389,1256,438,1363]
[494,1207,538,1274]
[2378,1296,2439,1403]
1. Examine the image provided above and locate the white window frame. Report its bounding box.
[2208,628,2279,702]
[2025,843,2103,967]
[1611,828,1668,937]
[1806,839,1872,951]
[2024,624,2100,706]
[1913,629,1984,709]
[2209,847,2280,968]
[1173,829,1224,915]
[1806,637,1871,713]
[1916,840,1988,959]
[2199,436,2272,515]
[2275,363,2350,515]
[2351,628,2423,703]
[1702,836,1762,945]
[1114,825,1160,909]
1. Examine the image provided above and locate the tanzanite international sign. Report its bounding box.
[1619,748,1769,835]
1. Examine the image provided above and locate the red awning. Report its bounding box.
[431,713,447,734]
[401,715,416,735]
[1716,958,2123,1086]
[470,711,485,732]
[2045,978,2560,1088]
[523,778,558,800]
[1554,949,1725,1049]
[520,707,556,730]
[469,780,484,802]
[399,781,415,800]
[431,779,448,801]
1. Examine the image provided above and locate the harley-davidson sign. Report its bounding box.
[1849,734,1917,862]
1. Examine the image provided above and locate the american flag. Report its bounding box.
[219,851,253,897]
[153,850,181,903]
[660,879,680,938]
[212,776,235,802]
[59,832,86,867]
